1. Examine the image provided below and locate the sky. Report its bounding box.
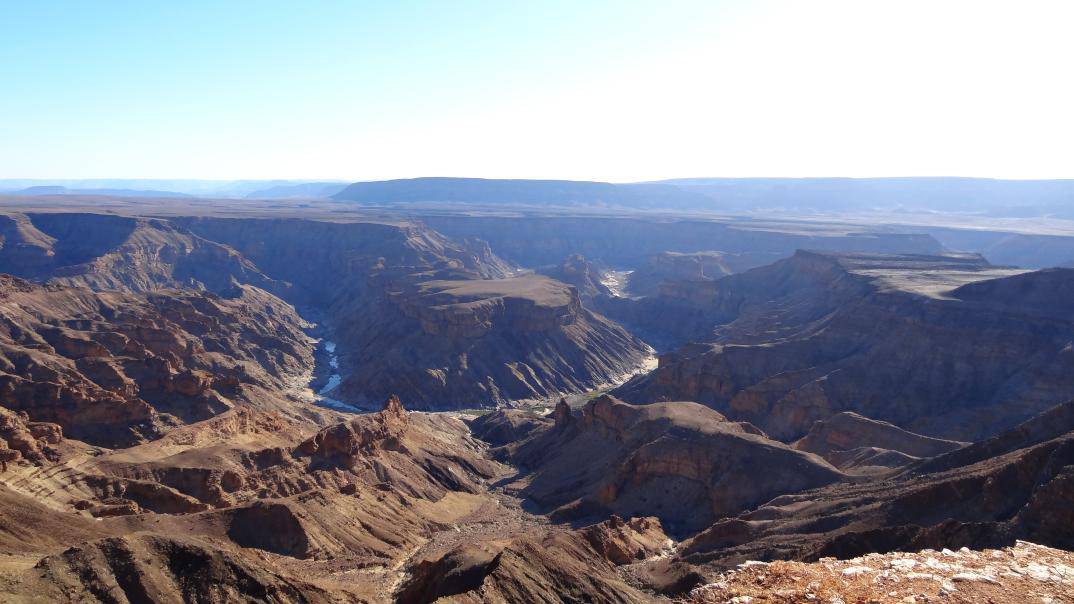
[1,0,1072,182]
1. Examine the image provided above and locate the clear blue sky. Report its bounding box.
[2,0,1072,181]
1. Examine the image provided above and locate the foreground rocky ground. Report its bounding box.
[688,541,1074,604]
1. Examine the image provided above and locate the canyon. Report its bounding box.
[0,193,1072,603]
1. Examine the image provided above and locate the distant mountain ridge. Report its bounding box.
[655,176,1074,215]
[243,181,346,199]
[12,185,192,198]
[332,176,714,208]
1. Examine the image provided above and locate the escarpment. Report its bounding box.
[0,212,284,295]
[333,275,651,408]
[614,251,1074,442]
[422,215,946,267]
[0,212,656,409]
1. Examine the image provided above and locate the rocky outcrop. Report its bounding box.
[679,401,1074,567]
[793,412,967,473]
[25,534,336,603]
[468,409,553,447]
[538,254,612,302]
[297,395,409,463]
[503,395,843,533]
[397,515,671,604]
[625,250,785,297]
[687,540,1074,604]
[0,406,63,468]
[614,252,1074,442]
[0,275,312,446]
[292,396,501,500]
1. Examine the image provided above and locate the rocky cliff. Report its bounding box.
[0,212,284,295]
[614,252,1074,442]
[423,215,946,268]
[335,275,651,408]
[498,395,843,533]
[537,253,612,302]
[624,250,784,297]
[1,212,656,409]
[680,400,1074,567]
[0,275,311,446]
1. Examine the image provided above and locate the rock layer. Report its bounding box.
[502,395,843,533]
[615,252,1074,442]
[0,275,311,446]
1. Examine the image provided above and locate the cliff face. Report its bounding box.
[0,275,311,447]
[614,252,1074,442]
[1,212,654,409]
[335,275,651,408]
[174,216,514,306]
[0,212,284,295]
[624,250,785,297]
[424,215,946,267]
[174,217,651,406]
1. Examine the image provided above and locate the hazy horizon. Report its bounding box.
[4,0,1073,182]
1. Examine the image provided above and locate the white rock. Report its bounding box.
[1026,562,1054,581]
[890,558,918,571]
[841,566,873,577]
[951,572,999,584]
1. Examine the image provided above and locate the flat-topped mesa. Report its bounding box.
[389,275,582,338]
[800,249,1026,298]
